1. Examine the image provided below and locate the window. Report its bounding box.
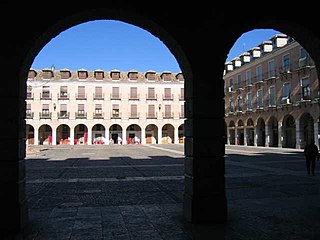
[180,88,184,100]
[42,86,50,98]
[77,86,86,99]
[281,82,291,104]
[164,105,172,118]
[180,104,184,118]
[247,93,252,110]
[147,87,155,99]
[245,70,251,86]
[256,65,263,82]
[94,86,103,99]
[77,104,85,116]
[60,86,68,98]
[129,72,138,80]
[112,87,120,99]
[130,87,138,99]
[282,54,290,72]
[299,48,310,67]
[269,86,276,106]
[148,105,156,118]
[130,104,138,118]
[237,96,242,112]
[257,89,263,108]
[112,104,120,117]
[301,78,311,100]
[59,104,68,118]
[164,88,172,99]
[42,104,49,116]
[229,98,234,112]
[27,86,32,99]
[236,74,242,89]
[26,103,32,118]
[268,60,275,78]
[95,104,102,116]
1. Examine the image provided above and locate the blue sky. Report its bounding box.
[31,20,281,72]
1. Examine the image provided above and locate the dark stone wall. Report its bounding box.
[0,1,319,235]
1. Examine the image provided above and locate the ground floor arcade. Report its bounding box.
[225,108,320,149]
[26,121,185,145]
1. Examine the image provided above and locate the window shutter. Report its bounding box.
[60,104,67,111]
[78,104,84,111]
[148,88,155,98]
[130,87,137,98]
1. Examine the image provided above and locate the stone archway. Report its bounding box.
[3,3,320,236]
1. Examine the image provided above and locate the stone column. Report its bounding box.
[52,126,56,145]
[70,127,74,145]
[87,127,92,145]
[122,129,126,145]
[174,127,179,144]
[158,127,162,144]
[278,121,283,148]
[183,70,227,223]
[244,127,247,146]
[315,122,319,148]
[34,126,39,145]
[141,127,146,144]
[0,84,28,233]
[295,119,301,149]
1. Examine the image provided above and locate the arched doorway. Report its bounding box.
[300,112,314,148]
[56,124,70,145]
[256,118,266,147]
[267,116,278,147]
[145,124,158,144]
[38,124,52,145]
[283,115,296,148]
[246,119,254,146]
[109,124,123,144]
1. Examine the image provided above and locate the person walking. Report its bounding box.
[304,140,320,176]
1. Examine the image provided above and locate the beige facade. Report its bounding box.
[224,34,320,149]
[26,69,185,145]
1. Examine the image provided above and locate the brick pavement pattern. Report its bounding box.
[7,144,320,239]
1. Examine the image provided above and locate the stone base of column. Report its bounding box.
[0,194,28,236]
[183,193,228,223]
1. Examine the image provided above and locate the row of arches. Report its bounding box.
[26,123,185,145]
[225,112,318,149]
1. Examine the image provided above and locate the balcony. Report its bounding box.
[163,94,174,101]
[40,93,52,100]
[129,113,139,119]
[76,94,87,100]
[163,112,174,119]
[111,112,121,119]
[93,112,104,119]
[39,112,52,119]
[58,112,70,119]
[26,93,34,100]
[110,93,121,100]
[146,113,157,119]
[93,93,104,100]
[128,93,140,101]
[26,112,34,119]
[58,93,70,100]
[146,94,157,100]
[75,112,87,119]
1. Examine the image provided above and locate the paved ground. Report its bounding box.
[5,144,320,239]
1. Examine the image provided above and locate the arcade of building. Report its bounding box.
[224,34,320,149]
[25,69,185,145]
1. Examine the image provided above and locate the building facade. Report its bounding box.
[224,34,320,149]
[26,68,185,145]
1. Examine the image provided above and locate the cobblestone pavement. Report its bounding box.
[6,144,320,239]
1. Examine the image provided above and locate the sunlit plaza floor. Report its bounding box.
[6,144,320,240]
